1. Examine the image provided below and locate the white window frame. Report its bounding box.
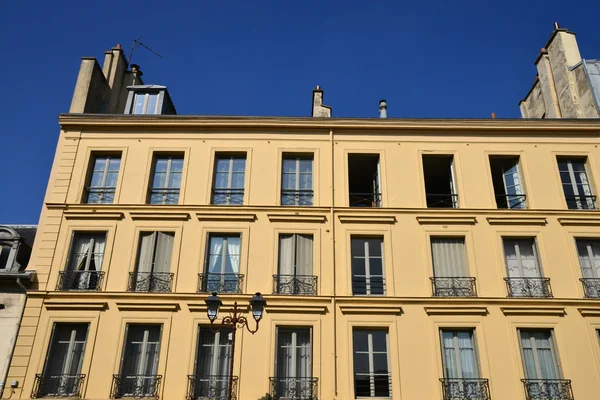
[132,92,160,115]
[86,155,120,204]
[282,156,314,206]
[577,239,600,279]
[558,157,595,209]
[440,329,480,379]
[503,238,542,278]
[275,327,312,379]
[212,155,246,205]
[518,329,561,380]
[353,329,391,398]
[148,155,183,205]
[351,237,385,295]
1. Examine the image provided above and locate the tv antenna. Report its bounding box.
[128,37,163,65]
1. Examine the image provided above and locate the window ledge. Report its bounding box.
[486,216,547,225]
[116,302,180,312]
[424,306,488,316]
[44,301,108,311]
[196,212,256,222]
[578,308,600,317]
[267,213,327,223]
[416,216,477,225]
[64,210,124,220]
[501,306,565,316]
[339,304,402,315]
[266,304,328,314]
[338,215,396,224]
[129,211,190,221]
[558,217,600,226]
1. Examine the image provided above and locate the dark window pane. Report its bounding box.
[352,258,366,276]
[352,278,367,295]
[369,277,385,295]
[373,353,389,374]
[371,331,388,352]
[353,330,369,352]
[354,375,371,397]
[351,238,365,257]
[353,353,370,374]
[366,239,382,256]
[373,375,391,397]
[368,258,383,276]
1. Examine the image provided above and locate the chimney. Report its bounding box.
[131,64,143,85]
[312,85,331,117]
[379,100,388,118]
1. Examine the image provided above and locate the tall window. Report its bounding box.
[84,155,120,204]
[148,155,183,205]
[203,234,241,293]
[423,155,458,208]
[282,156,314,206]
[0,243,12,269]
[61,232,106,291]
[351,237,385,295]
[430,238,476,297]
[38,323,88,397]
[489,156,526,209]
[353,329,391,398]
[503,238,549,297]
[192,327,233,399]
[116,325,162,397]
[441,330,479,379]
[132,92,160,115]
[348,154,381,207]
[212,155,246,205]
[519,330,560,380]
[276,234,315,295]
[131,232,174,292]
[274,328,313,399]
[557,157,596,209]
[576,239,600,298]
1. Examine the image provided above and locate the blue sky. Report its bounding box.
[1,0,600,224]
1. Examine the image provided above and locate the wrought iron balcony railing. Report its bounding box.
[349,192,381,207]
[354,372,392,398]
[580,278,600,298]
[521,379,573,400]
[212,188,245,205]
[273,275,318,295]
[57,270,105,291]
[440,378,491,400]
[128,272,174,293]
[148,188,180,205]
[426,193,458,208]
[84,187,116,204]
[495,194,527,209]
[269,377,318,400]
[281,189,314,206]
[431,277,477,297]
[505,277,552,298]
[198,273,244,294]
[565,194,597,210]
[352,277,386,295]
[186,375,238,400]
[31,374,86,398]
[111,375,162,399]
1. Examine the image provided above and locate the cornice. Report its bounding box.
[558,217,600,226]
[63,210,124,220]
[424,306,488,316]
[116,302,180,312]
[339,304,403,315]
[44,301,108,311]
[417,216,477,225]
[578,308,600,317]
[487,216,547,225]
[129,211,190,221]
[267,213,327,223]
[196,212,257,222]
[338,215,396,224]
[501,306,566,316]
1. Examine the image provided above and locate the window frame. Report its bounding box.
[83,153,121,204]
[352,328,391,398]
[350,236,385,296]
[274,326,313,379]
[118,324,163,379]
[517,328,562,380]
[131,91,160,115]
[502,237,543,278]
[557,156,596,210]
[281,154,314,206]
[277,233,314,276]
[439,329,481,379]
[576,238,600,279]
[147,153,184,205]
[211,154,247,205]
[204,233,242,275]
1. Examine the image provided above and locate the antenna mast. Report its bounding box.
[128,37,163,65]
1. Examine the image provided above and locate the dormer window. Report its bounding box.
[132,92,159,115]
[125,85,177,115]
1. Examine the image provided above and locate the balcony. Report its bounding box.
[349,193,381,207]
[111,375,162,398]
[354,372,392,398]
[431,277,477,297]
[281,189,314,206]
[57,271,105,291]
[128,272,174,293]
[31,374,85,398]
[565,194,596,210]
[212,189,244,205]
[505,277,552,298]
[352,277,386,296]
[186,375,238,400]
[198,273,244,294]
[495,194,527,209]
[148,188,180,205]
[273,275,318,295]
[426,193,458,208]
[521,379,573,400]
[580,278,600,298]
[440,378,491,400]
[84,187,115,204]
[269,377,318,400]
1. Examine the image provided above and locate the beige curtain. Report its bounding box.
[153,232,174,273]
[431,238,468,277]
[296,235,313,275]
[137,232,157,273]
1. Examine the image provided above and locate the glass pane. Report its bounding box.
[152,172,167,188]
[373,375,390,397]
[168,172,182,189]
[170,158,184,173]
[215,172,229,188]
[90,172,104,187]
[354,375,370,397]
[369,276,385,295]
[108,158,121,171]
[353,353,370,374]
[232,158,246,172]
[373,353,389,373]
[371,331,388,352]
[368,258,383,276]
[154,159,168,173]
[299,159,312,173]
[282,173,296,190]
[282,159,297,173]
[351,258,366,276]
[367,239,382,257]
[216,158,230,172]
[352,330,369,352]
[351,238,365,257]
[231,172,245,188]
[560,171,572,185]
[133,94,145,114]
[299,174,312,189]
[146,93,158,114]
[105,172,119,187]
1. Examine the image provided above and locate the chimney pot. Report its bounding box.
[116,43,122,49]
[379,100,388,118]
[554,21,560,30]
[491,112,497,119]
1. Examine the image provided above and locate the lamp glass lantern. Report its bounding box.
[205,292,223,322]
[249,292,267,322]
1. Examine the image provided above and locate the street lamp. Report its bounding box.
[205,292,266,400]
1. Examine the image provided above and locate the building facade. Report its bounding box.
[5,46,600,400]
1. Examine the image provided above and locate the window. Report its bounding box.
[273,327,314,399]
[503,238,550,297]
[201,234,241,293]
[84,154,120,204]
[276,234,315,295]
[557,157,596,209]
[212,155,246,205]
[282,156,314,206]
[37,323,88,397]
[191,326,233,400]
[353,329,391,398]
[148,155,183,205]
[351,237,385,295]
[0,243,11,269]
[130,232,174,292]
[576,239,600,297]
[430,238,475,297]
[441,330,479,379]
[348,154,381,207]
[132,92,160,115]
[519,330,560,380]
[423,155,458,208]
[114,325,162,398]
[60,232,106,291]
[489,156,526,209]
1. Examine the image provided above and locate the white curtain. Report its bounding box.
[208,237,223,273]
[578,240,600,278]
[504,239,541,278]
[520,331,558,380]
[277,328,311,379]
[279,235,295,275]
[153,232,174,273]
[442,331,478,379]
[91,236,106,271]
[296,235,313,276]
[226,237,240,274]
[431,238,468,277]
[137,233,156,273]
[69,236,91,271]
[457,332,477,379]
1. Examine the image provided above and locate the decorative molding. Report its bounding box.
[501,307,565,316]
[424,306,488,316]
[578,308,600,317]
[196,212,256,222]
[187,304,244,313]
[116,302,179,312]
[266,305,328,314]
[339,304,402,315]
[267,213,327,223]
[338,215,396,224]
[44,301,108,311]
[558,217,600,226]
[64,211,124,220]
[486,216,547,225]
[417,216,477,225]
[129,212,190,221]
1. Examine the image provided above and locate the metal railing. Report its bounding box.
[273,275,318,295]
[148,188,180,205]
[354,372,392,398]
[198,273,244,294]
[111,375,162,399]
[505,277,553,298]
[440,378,491,400]
[431,277,478,297]
[281,189,314,206]
[352,277,386,295]
[349,193,381,207]
[426,193,459,208]
[269,377,318,400]
[84,187,116,204]
[212,188,244,205]
[57,271,105,291]
[186,375,238,400]
[128,272,174,292]
[31,374,86,398]
[581,278,600,298]
[565,194,597,210]
[495,194,527,209]
[521,379,573,400]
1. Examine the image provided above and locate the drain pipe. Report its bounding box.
[329,127,339,399]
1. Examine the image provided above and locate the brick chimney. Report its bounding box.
[312,86,331,117]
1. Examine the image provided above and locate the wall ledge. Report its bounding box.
[486,216,547,225]
[196,212,256,222]
[501,306,565,316]
[339,304,402,315]
[64,211,124,220]
[417,216,477,225]
[578,308,600,317]
[44,301,108,311]
[558,217,600,226]
[267,213,327,223]
[338,215,396,224]
[267,304,328,314]
[424,306,488,316]
[116,302,180,312]
[129,212,190,221]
